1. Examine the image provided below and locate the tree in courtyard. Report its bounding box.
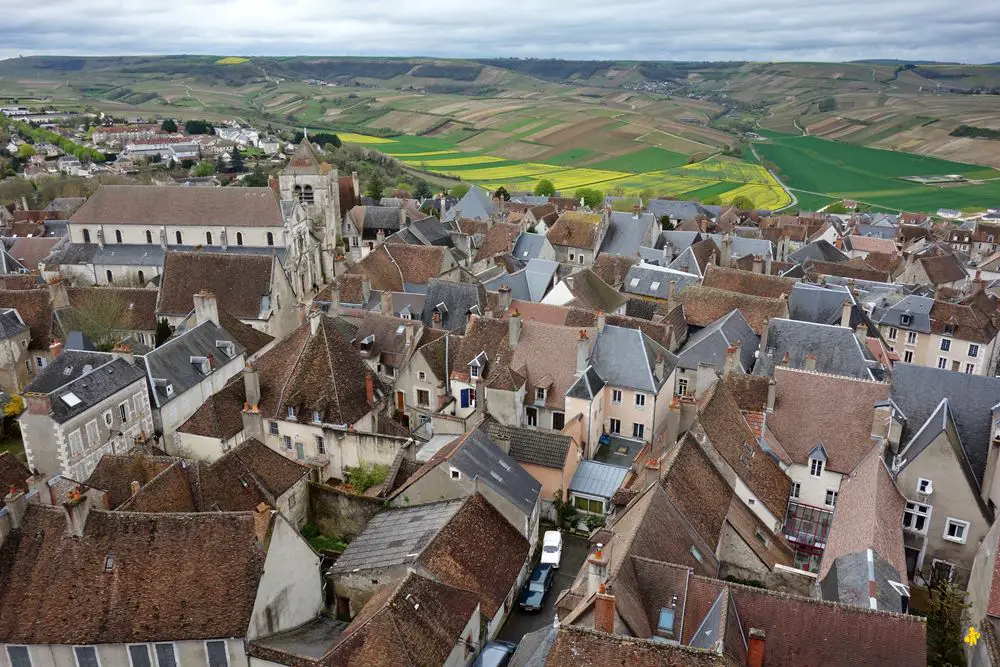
[66,289,132,351]
[155,318,173,348]
[574,187,603,209]
[926,579,968,667]
[731,195,755,211]
[215,153,227,174]
[494,186,511,201]
[17,144,35,159]
[534,178,556,197]
[365,173,384,201]
[192,162,215,177]
[160,119,178,133]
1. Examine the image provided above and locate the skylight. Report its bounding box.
[60,392,82,407]
[630,278,640,288]
[650,281,661,290]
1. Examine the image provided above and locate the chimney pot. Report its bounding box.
[748,627,766,667]
[509,310,522,347]
[365,372,375,405]
[594,592,616,635]
[803,354,817,372]
[766,379,777,412]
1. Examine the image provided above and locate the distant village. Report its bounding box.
[0,105,1000,667]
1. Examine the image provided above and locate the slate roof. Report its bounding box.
[512,232,548,263]
[345,206,404,236]
[158,252,275,319]
[706,233,773,260]
[0,309,26,339]
[589,324,677,394]
[753,319,876,380]
[766,366,889,473]
[676,285,787,335]
[144,320,245,408]
[70,185,284,228]
[873,294,933,331]
[442,185,494,222]
[656,230,703,255]
[788,239,849,264]
[448,429,541,515]
[600,211,657,256]
[677,310,759,372]
[83,453,178,510]
[890,363,1000,484]
[482,419,573,469]
[420,279,486,332]
[566,365,607,400]
[25,352,148,424]
[701,264,797,299]
[0,505,268,643]
[569,460,629,499]
[648,199,713,221]
[474,222,521,263]
[623,264,699,300]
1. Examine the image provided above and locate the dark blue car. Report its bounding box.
[518,564,554,612]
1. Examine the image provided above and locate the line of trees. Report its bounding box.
[0,115,104,163]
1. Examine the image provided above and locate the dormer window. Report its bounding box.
[312,411,322,424]
[943,323,956,336]
[536,387,545,402]
[216,340,236,358]
[656,607,676,636]
[900,314,912,326]
[287,406,297,420]
[470,364,480,379]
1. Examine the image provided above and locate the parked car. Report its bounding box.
[519,564,554,612]
[540,530,562,569]
[473,641,517,667]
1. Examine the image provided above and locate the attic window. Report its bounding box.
[900,314,912,326]
[104,553,115,572]
[312,411,322,424]
[450,467,461,480]
[396,325,406,336]
[216,340,236,358]
[943,324,956,335]
[60,392,82,407]
[630,278,640,288]
[165,384,174,397]
[656,607,676,635]
[650,281,660,291]
[287,406,297,420]
[689,546,703,563]
[436,302,448,313]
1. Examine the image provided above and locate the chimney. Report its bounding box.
[4,489,26,529]
[329,286,341,317]
[20,195,29,212]
[632,204,641,220]
[498,283,512,312]
[595,587,617,634]
[243,362,261,409]
[803,354,817,372]
[747,628,766,667]
[596,311,606,333]
[759,318,770,356]
[766,379,776,412]
[855,323,868,347]
[24,393,51,415]
[665,397,681,447]
[361,277,372,303]
[62,489,92,538]
[586,542,610,597]
[375,229,385,246]
[781,351,789,366]
[405,323,414,349]
[752,256,763,274]
[129,480,141,496]
[663,241,672,260]
[721,233,732,267]
[696,362,718,397]
[48,339,63,359]
[439,194,447,219]
[840,300,852,328]
[654,352,665,382]
[309,305,322,336]
[193,290,219,326]
[667,281,677,310]
[577,331,590,374]
[399,207,407,229]
[509,309,522,347]
[723,342,740,377]
[268,175,280,194]
[253,503,271,544]
[220,227,228,250]
[365,372,374,405]
[111,343,134,366]
[96,227,105,249]
[160,226,167,250]
[764,253,772,275]
[352,171,360,199]
[380,290,393,315]
[47,278,69,310]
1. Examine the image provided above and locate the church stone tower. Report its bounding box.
[279,140,341,281]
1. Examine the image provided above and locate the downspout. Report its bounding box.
[444,333,450,395]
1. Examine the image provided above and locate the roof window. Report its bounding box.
[60,392,82,407]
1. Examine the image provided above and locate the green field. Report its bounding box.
[755,134,1000,211]
[589,147,690,172]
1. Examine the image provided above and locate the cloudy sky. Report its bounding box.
[3,0,999,63]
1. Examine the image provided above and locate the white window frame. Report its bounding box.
[634,392,646,408]
[966,363,976,374]
[417,371,427,381]
[536,387,546,402]
[887,327,898,341]
[73,646,100,667]
[68,430,83,456]
[103,410,113,427]
[449,466,461,480]
[944,517,970,544]
[126,645,152,667]
[809,458,824,478]
[969,344,980,358]
[903,501,931,534]
[917,478,932,494]
[6,646,31,667]
[86,420,100,448]
[119,401,130,423]
[906,331,917,345]
[609,418,621,435]
[790,482,801,499]
[203,640,230,667]
[677,377,689,396]
[611,389,622,404]
[578,254,585,265]
[416,388,431,407]
[825,489,838,508]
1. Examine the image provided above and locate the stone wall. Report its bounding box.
[307,482,384,540]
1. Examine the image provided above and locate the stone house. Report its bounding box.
[0,309,31,394]
[0,289,56,378]
[545,210,610,269]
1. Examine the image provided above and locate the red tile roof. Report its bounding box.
[702,265,797,299]
[157,251,274,319]
[70,185,284,228]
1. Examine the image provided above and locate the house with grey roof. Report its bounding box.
[655,230,704,261]
[754,318,880,380]
[706,233,774,264]
[483,258,559,303]
[143,293,247,447]
[648,199,713,225]
[622,263,699,304]
[421,279,488,332]
[21,348,154,483]
[386,215,453,248]
[787,239,849,264]
[788,282,886,344]
[568,459,629,518]
[676,310,759,398]
[511,231,555,264]
[342,205,406,260]
[442,186,496,223]
[566,324,680,454]
[599,210,659,257]
[0,308,30,394]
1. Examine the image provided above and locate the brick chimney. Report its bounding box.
[747,627,766,667]
[48,339,63,358]
[803,354,817,372]
[509,309,521,347]
[24,393,52,415]
[855,323,868,347]
[586,542,611,597]
[111,343,134,366]
[253,502,271,544]
[62,489,92,538]
[766,379,777,412]
[498,283,512,312]
[47,277,69,310]
[723,342,740,377]
[365,372,374,405]
[595,586,617,634]
[840,299,852,328]
[193,290,219,326]
[577,331,590,375]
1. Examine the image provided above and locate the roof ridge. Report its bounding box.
[774,365,888,386]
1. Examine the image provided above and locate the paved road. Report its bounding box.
[496,533,590,643]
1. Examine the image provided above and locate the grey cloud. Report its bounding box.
[1,0,998,62]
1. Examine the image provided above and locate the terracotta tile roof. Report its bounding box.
[0,288,53,348]
[862,251,903,275]
[696,381,790,519]
[353,311,423,368]
[255,316,383,424]
[928,298,999,343]
[0,452,32,494]
[337,176,358,212]
[217,309,274,355]
[803,259,890,282]
[66,286,159,331]
[418,493,529,619]
[504,299,572,325]
[559,269,626,313]
[661,433,734,549]
[70,185,284,228]
[918,253,967,285]
[677,285,788,335]
[845,235,898,254]
[543,625,729,666]
[503,320,595,411]
[546,211,602,249]
[818,449,907,582]
[474,222,521,262]
[0,275,42,290]
[177,377,246,440]
[724,495,795,569]
[689,238,721,274]
[316,274,368,305]
[0,505,268,643]
[84,453,179,509]
[591,255,638,289]
[348,244,448,291]
[565,309,675,351]
[158,251,274,319]
[702,265,797,299]
[722,374,771,411]
[766,366,888,474]
[7,237,58,267]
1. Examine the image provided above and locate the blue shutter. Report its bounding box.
[460,389,470,408]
